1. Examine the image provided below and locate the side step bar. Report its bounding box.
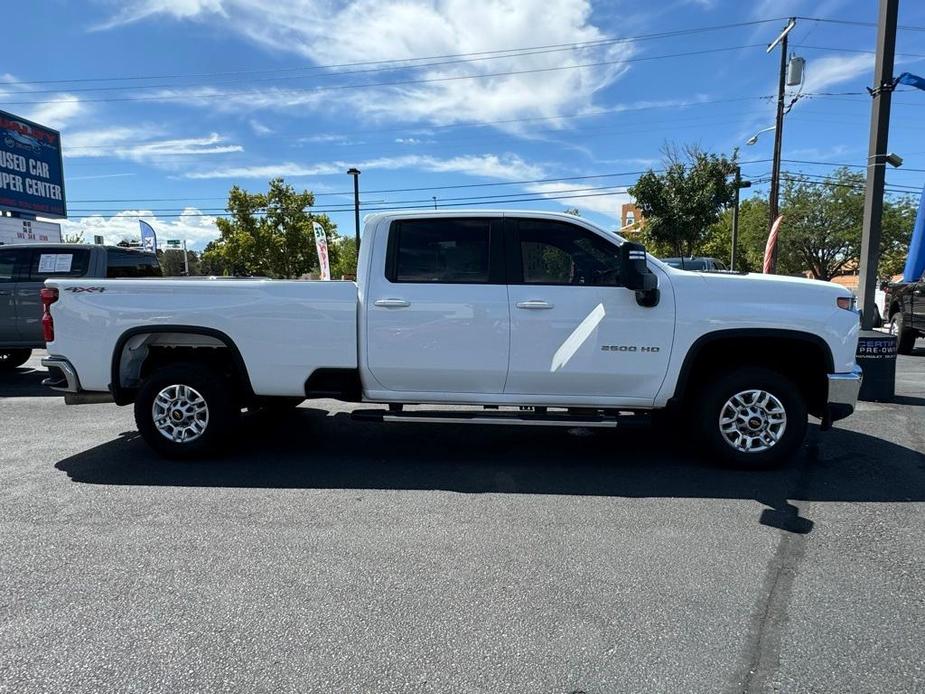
[353,409,648,428]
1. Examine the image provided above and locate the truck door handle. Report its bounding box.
[516,300,554,309]
[374,298,411,308]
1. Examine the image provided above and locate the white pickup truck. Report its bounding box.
[41,210,862,468]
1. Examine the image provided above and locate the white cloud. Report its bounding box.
[249,119,273,135]
[93,0,226,29]
[184,153,544,180]
[64,128,243,164]
[802,54,873,94]
[524,182,630,217]
[58,209,220,249]
[98,0,634,131]
[0,76,86,129]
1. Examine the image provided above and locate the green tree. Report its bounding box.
[703,169,917,279]
[202,178,339,279]
[157,248,201,276]
[879,194,918,278]
[330,237,358,279]
[629,145,739,257]
[702,197,770,272]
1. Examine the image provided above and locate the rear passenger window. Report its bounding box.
[106,250,162,278]
[28,249,91,281]
[390,219,491,283]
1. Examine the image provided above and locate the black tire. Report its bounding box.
[889,312,916,355]
[694,367,808,470]
[0,349,32,371]
[134,362,238,459]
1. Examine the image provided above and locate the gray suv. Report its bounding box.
[0,244,160,370]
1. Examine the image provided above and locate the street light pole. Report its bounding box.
[857,0,899,331]
[766,17,796,273]
[347,168,361,251]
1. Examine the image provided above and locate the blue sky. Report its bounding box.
[3,0,925,249]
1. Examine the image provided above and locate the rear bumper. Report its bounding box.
[42,356,80,392]
[825,366,863,423]
[41,357,114,404]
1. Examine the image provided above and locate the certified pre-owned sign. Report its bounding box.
[0,109,66,218]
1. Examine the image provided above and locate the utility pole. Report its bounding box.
[857,0,899,330]
[730,166,751,271]
[432,196,437,210]
[766,17,796,273]
[347,168,361,251]
[182,239,189,276]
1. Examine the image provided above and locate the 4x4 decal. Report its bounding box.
[63,286,106,294]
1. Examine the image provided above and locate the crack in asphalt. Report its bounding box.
[731,450,816,694]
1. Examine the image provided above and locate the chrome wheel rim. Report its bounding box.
[889,317,899,336]
[719,389,787,453]
[152,384,209,443]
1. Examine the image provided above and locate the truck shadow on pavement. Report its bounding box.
[54,407,925,534]
[0,367,60,398]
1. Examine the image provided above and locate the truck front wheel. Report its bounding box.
[694,367,807,469]
[134,362,237,458]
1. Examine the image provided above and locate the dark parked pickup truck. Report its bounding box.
[885,274,925,354]
[0,243,160,370]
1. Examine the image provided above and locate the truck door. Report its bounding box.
[18,248,92,344]
[504,217,674,404]
[0,247,23,343]
[365,217,510,394]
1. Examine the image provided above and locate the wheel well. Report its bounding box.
[674,332,832,418]
[111,328,253,405]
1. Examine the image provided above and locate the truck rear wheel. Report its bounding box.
[889,312,916,355]
[694,367,807,470]
[0,349,32,371]
[134,362,237,458]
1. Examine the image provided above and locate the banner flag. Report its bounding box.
[763,215,783,274]
[902,183,925,282]
[312,221,330,280]
[897,72,925,91]
[139,220,157,253]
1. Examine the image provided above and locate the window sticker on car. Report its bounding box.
[38,253,72,273]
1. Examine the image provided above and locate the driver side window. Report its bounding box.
[516,219,622,286]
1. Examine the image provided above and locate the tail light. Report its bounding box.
[40,287,58,343]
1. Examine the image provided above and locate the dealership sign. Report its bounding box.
[0,216,62,245]
[0,109,66,218]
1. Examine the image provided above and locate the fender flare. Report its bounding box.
[670,328,835,402]
[110,325,254,405]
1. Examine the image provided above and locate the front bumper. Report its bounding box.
[825,366,863,424]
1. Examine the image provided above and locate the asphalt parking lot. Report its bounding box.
[1,350,923,693]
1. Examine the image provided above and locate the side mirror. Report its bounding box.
[620,241,659,307]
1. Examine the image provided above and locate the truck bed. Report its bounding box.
[45,278,359,396]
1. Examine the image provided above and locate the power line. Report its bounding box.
[9,18,786,87]
[63,109,773,152]
[782,158,925,173]
[2,45,768,106]
[795,44,925,59]
[797,16,925,32]
[69,183,637,214]
[65,160,775,204]
[64,189,638,219]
